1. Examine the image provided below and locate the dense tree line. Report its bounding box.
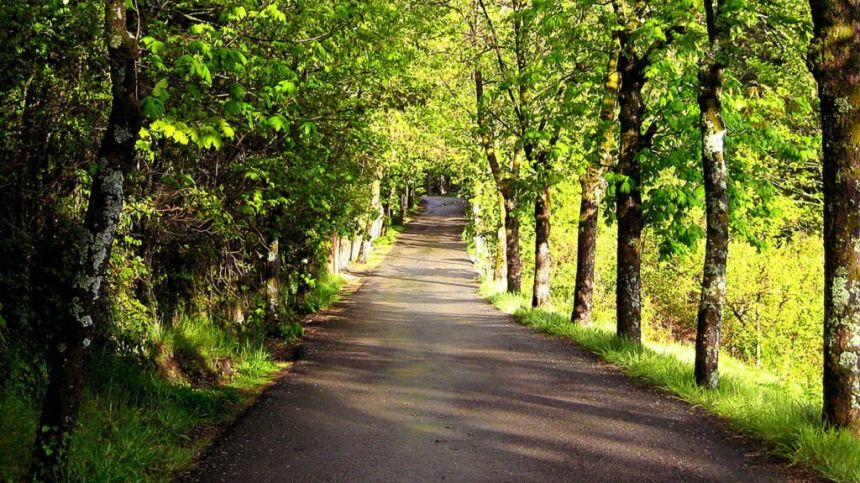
[457,0,858,434]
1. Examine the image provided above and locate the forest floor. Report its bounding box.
[184,197,812,482]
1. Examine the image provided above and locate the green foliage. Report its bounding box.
[298,273,346,314]
[480,175,824,384]
[278,321,304,342]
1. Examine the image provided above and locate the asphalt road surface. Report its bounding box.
[187,196,804,483]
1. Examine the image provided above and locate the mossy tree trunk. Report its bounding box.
[532,185,552,308]
[808,0,860,432]
[494,193,507,282]
[31,0,143,476]
[614,34,647,342]
[502,193,522,293]
[695,0,730,389]
[264,237,280,332]
[573,31,620,325]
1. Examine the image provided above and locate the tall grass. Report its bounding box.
[480,280,860,482]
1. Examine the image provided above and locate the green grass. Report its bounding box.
[1,342,282,482]
[300,272,347,314]
[0,272,353,482]
[480,279,860,483]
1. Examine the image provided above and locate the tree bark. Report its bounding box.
[31,0,143,476]
[573,32,620,325]
[808,0,860,432]
[531,186,552,308]
[264,237,280,332]
[695,0,729,389]
[614,37,646,342]
[494,193,507,281]
[358,166,383,264]
[503,195,522,293]
[573,165,602,324]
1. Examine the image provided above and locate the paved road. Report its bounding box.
[187,197,801,482]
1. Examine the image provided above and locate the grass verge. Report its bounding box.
[0,278,353,482]
[0,347,284,482]
[480,279,860,482]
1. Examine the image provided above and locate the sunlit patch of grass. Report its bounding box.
[0,337,285,482]
[300,273,347,314]
[480,279,860,482]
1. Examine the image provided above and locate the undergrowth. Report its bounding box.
[0,275,353,482]
[0,226,405,482]
[480,279,860,483]
[0,225,407,481]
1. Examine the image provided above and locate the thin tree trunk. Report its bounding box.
[695,0,729,389]
[573,32,620,325]
[475,66,521,293]
[614,41,646,342]
[31,0,142,476]
[532,186,551,308]
[370,166,383,238]
[504,195,522,293]
[808,0,860,432]
[264,237,280,332]
[330,235,339,274]
[407,183,415,211]
[357,222,371,264]
[358,169,382,264]
[494,193,507,281]
[14,76,49,230]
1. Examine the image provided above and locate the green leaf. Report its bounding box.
[267,115,288,133]
[142,96,165,119]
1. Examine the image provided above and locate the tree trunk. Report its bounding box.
[358,167,382,264]
[330,236,340,274]
[475,66,520,293]
[532,186,551,308]
[31,0,143,476]
[407,183,415,211]
[614,42,646,342]
[695,0,729,389]
[350,233,360,261]
[370,166,384,238]
[494,194,507,281]
[573,32,620,325]
[504,195,522,293]
[573,165,602,324]
[808,0,860,432]
[357,224,371,264]
[14,76,50,230]
[264,237,280,332]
